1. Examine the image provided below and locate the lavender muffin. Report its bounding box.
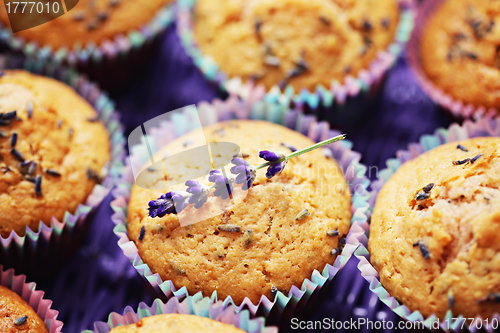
[127,120,352,304]
[370,137,500,320]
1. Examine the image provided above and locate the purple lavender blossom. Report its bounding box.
[148,191,189,217]
[208,170,234,199]
[265,161,287,178]
[259,150,285,162]
[185,180,210,209]
[259,150,287,179]
[230,158,256,190]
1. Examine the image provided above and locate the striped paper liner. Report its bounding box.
[0,265,63,333]
[84,294,277,333]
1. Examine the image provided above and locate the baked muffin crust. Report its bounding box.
[193,0,399,91]
[370,137,500,319]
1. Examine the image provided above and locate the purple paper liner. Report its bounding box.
[355,116,500,332]
[0,53,126,275]
[176,0,415,114]
[110,95,371,325]
[0,4,175,90]
[83,294,278,333]
[0,265,64,333]
[407,0,499,120]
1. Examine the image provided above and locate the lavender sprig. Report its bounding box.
[230,158,256,190]
[147,134,345,217]
[185,180,210,208]
[208,170,234,200]
[148,191,190,217]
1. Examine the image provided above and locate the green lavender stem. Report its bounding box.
[255,134,346,170]
[203,134,346,192]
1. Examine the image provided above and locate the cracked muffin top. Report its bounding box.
[369,137,500,320]
[192,0,399,91]
[0,70,110,238]
[0,285,48,333]
[108,314,245,333]
[421,0,500,109]
[127,120,351,304]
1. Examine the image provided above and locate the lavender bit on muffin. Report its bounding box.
[45,169,61,177]
[14,315,28,326]
[11,148,24,162]
[319,16,331,26]
[35,175,42,196]
[457,144,469,152]
[254,18,262,39]
[243,229,253,248]
[10,132,17,148]
[470,153,483,163]
[362,20,373,32]
[327,229,339,237]
[422,183,434,193]
[217,225,241,233]
[295,209,310,220]
[419,242,430,260]
[415,192,430,201]
[138,226,146,241]
[452,157,471,165]
[448,290,455,308]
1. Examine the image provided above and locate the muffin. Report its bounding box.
[108,314,245,333]
[191,0,399,91]
[369,137,500,320]
[420,0,500,109]
[127,120,352,304]
[0,285,48,332]
[0,0,173,49]
[0,70,110,237]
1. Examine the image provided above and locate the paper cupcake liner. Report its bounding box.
[0,4,175,90]
[0,265,63,333]
[355,117,500,333]
[176,0,414,117]
[83,294,277,333]
[0,53,126,276]
[110,95,370,325]
[407,0,499,120]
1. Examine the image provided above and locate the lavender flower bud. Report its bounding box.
[265,161,287,179]
[259,150,285,162]
[230,158,256,190]
[259,150,287,178]
[185,180,210,209]
[208,170,234,199]
[148,191,189,217]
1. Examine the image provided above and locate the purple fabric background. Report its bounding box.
[22,18,457,333]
